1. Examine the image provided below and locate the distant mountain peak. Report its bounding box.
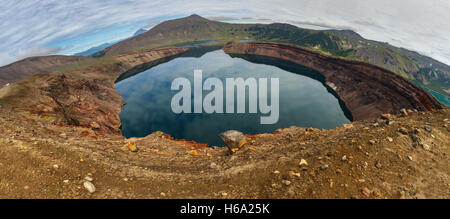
[133,28,148,36]
[184,14,209,21]
[188,14,202,18]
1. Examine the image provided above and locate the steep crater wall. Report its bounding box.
[0,47,189,138]
[223,42,444,121]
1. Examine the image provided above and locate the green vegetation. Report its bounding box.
[54,57,118,72]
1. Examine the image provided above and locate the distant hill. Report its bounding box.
[74,43,114,57]
[98,14,449,96]
[133,28,147,36]
[99,14,254,56]
[0,56,92,86]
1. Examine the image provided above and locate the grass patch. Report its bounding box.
[54,57,118,72]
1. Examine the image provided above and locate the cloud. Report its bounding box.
[0,0,449,66]
[16,47,62,60]
[0,53,17,67]
[142,21,162,30]
[205,16,236,21]
[0,47,61,67]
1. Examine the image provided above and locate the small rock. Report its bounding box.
[63,180,69,183]
[369,139,377,145]
[209,162,217,169]
[84,176,93,182]
[188,150,199,156]
[125,141,138,152]
[407,156,413,161]
[375,161,382,169]
[398,127,409,135]
[299,159,308,166]
[53,164,59,169]
[424,125,433,132]
[320,164,329,170]
[400,108,408,116]
[341,155,347,161]
[386,137,393,142]
[343,124,354,129]
[361,187,371,197]
[386,119,394,125]
[381,113,392,119]
[221,192,228,197]
[373,190,381,197]
[59,133,67,138]
[273,170,280,174]
[336,169,343,174]
[90,121,100,129]
[24,185,29,190]
[410,134,421,145]
[160,192,166,196]
[219,130,247,153]
[83,181,96,193]
[422,144,431,151]
[288,171,300,177]
[282,180,291,186]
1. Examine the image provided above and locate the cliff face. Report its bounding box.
[223,42,444,121]
[0,47,188,137]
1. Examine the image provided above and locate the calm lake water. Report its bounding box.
[115,48,351,146]
[419,86,450,107]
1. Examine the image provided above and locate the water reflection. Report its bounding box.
[115,48,351,146]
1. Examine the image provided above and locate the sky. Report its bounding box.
[0,0,449,67]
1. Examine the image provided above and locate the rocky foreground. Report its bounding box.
[0,102,448,198]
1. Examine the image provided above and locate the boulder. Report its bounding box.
[219,130,247,153]
[83,181,96,193]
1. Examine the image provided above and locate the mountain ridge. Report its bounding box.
[74,43,114,56]
[1,14,449,99]
[97,14,449,97]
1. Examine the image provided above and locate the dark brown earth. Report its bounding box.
[223,42,444,121]
[0,42,448,199]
